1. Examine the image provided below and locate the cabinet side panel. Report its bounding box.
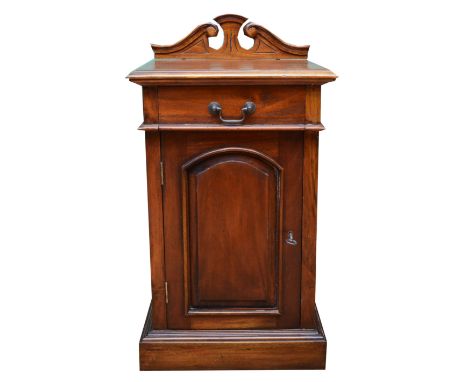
[145,132,167,328]
[301,86,321,328]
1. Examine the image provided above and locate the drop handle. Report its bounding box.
[208,101,256,125]
[285,231,298,246]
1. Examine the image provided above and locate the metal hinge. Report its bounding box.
[164,281,168,304]
[160,161,164,186]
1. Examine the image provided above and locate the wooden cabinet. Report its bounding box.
[128,14,336,370]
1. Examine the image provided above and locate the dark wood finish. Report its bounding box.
[151,14,309,60]
[301,131,319,327]
[128,15,336,87]
[129,14,335,370]
[142,87,158,124]
[140,302,326,370]
[301,86,321,328]
[183,148,281,311]
[161,132,302,329]
[306,85,321,123]
[145,132,167,329]
[158,86,306,124]
[128,60,336,86]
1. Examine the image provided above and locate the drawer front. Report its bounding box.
[158,85,306,124]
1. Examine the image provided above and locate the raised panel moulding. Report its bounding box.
[181,148,283,313]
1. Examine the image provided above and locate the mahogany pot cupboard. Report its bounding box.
[127,14,336,370]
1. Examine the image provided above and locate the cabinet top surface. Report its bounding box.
[128,59,336,86]
[127,14,336,86]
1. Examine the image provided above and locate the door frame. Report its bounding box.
[160,131,304,330]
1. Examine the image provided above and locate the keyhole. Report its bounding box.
[285,231,298,246]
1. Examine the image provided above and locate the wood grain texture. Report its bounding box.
[301,86,321,328]
[182,148,282,312]
[301,85,322,327]
[145,132,167,329]
[141,342,326,370]
[301,131,319,328]
[161,131,303,330]
[158,86,306,124]
[128,59,336,86]
[306,86,321,123]
[151,14,309,60]
[140,303,326,370]
[142,87,158,123]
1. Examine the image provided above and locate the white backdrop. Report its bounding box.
[1,0,467,380]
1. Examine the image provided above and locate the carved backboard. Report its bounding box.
[152,14,309,60]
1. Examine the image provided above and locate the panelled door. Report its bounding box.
[161,131,303,329]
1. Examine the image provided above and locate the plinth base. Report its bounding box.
[139,304,327,370]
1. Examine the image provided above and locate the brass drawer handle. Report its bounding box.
[208,101,256,125]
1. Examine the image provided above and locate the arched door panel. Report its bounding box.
[182,149,282,312]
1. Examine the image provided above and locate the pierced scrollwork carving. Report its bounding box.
[151,14,309,60]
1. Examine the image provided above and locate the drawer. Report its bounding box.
[158,86,306,124]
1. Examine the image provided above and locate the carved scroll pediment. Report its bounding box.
[151,14,309,60]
